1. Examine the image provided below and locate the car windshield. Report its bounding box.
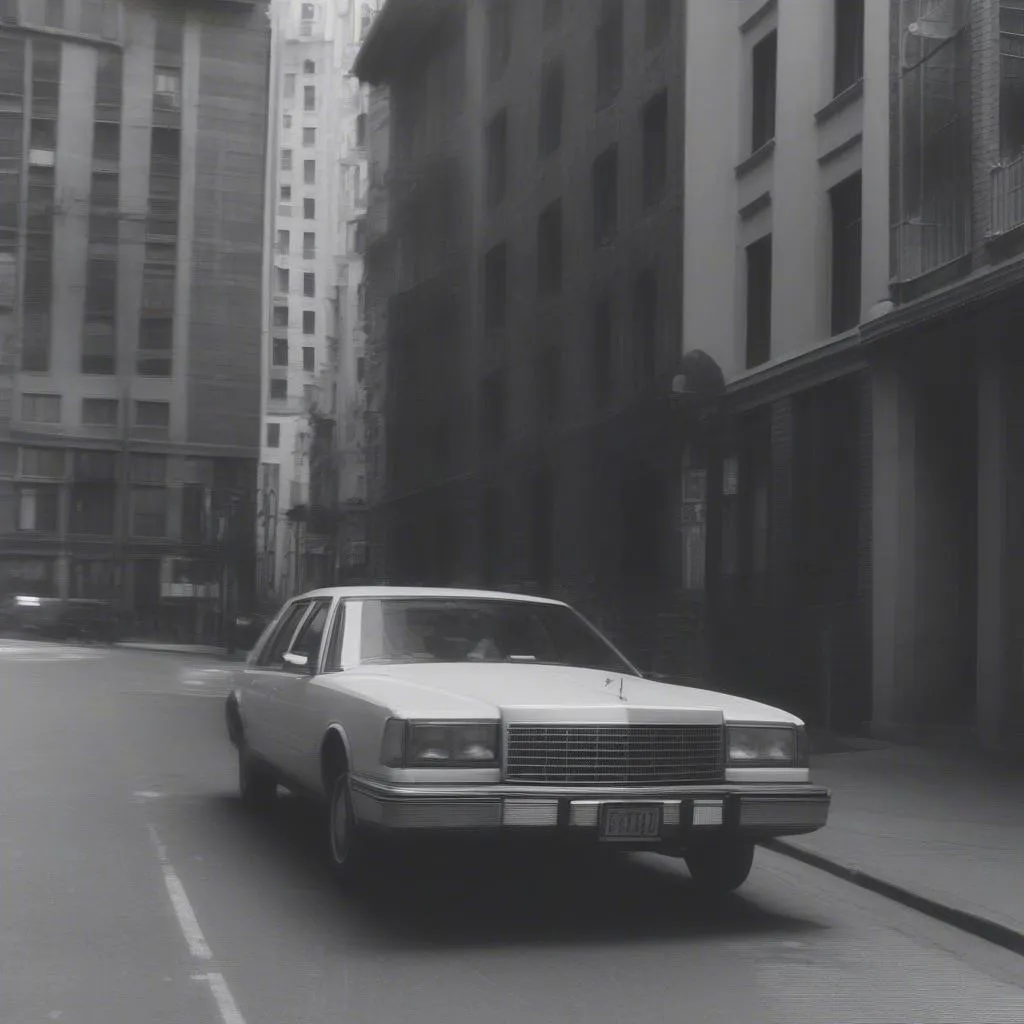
[357,598,637,674]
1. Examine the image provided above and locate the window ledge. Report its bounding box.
[735,139,775,179]
[814,78,864,125]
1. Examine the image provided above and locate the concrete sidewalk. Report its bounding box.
[770,741,1024,951]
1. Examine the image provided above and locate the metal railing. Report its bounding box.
[891,209,971,281]
[991,153,1024,236]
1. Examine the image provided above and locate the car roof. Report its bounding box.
[293,585,567,606]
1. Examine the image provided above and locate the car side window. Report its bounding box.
[257,601,310,667]
[288,598,331,670]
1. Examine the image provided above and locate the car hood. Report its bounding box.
[336,662,802,726]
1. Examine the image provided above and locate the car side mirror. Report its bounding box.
[282,651,310,671]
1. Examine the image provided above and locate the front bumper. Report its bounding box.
[349,778,831,845]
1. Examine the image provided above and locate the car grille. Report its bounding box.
[504,724,725,786]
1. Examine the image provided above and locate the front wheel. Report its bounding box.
[684,839,755,894]
[327,770,371,883]
[238,746,277,809]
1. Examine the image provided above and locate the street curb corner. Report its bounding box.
[765,838,1024,957]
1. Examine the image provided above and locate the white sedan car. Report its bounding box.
[225,586,830,893]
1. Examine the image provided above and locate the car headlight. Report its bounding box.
[380,719,500,768]
[727,725,807,767]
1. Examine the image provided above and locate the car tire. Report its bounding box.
[327,769,369,883]
[684,839,755,894]
[238,746,277,809]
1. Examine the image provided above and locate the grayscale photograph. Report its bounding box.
[2,1,1024,1022]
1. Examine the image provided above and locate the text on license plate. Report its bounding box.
[601,805,662,840]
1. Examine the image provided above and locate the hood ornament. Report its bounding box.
[605,676,627,701]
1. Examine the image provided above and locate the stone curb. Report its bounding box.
[114,642,238,658]
[765,837,1024,957]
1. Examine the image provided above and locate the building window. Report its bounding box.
[487,0,512,80]
[21,393,60,424]
[303,346,315,371]
[645,0,671,48]
[538,60,564,158]
[283,113,292,128]
[277,229,290,253]
[745,234,772,368]
[592,145,618,246]
[267,422,280,448]
[751,32,777,151]
[830,172,862,334]
[281,148,292,171]
[356,113,367,147]
[596,0,624,109]
[537,199,563,295]
[82,398,118,426]
[303,310,315,334]
[273,338,288,366]
[304,85,315,111]
[21,447,64,478]
[70,480,115,536]
[1002,1,1024,158]
[484,243,507,329]
[304,197,315,219]
[82,319,116,375]
[137,318,172,376]
[633,268,657,386]
[284,73,295,99]
[132,487,167,538]
[543,0,562,30]
[17,485,59,533]
[303,59,315,74]
[275,267,289,293]
[280,185,291,202]
[348,219,365,254]
[45,0,65,28]
[485,109,508,207]
[273,304,288,328]
[303,232,315,258]
[642,89,668,208]
[270,378,287,400]
[153,68,181,110]
[303,126,315,147]
[304,159,315,184]
[834,0,865,96]
[303,272,315,297]
[896,3,970,275]
[134,400,170,432]
[593,295,612,406]
[130,453,166,484]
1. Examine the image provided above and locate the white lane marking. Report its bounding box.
[194,973,248,1024]
[146,824,212,960]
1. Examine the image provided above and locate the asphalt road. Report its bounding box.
[3,640,1024,1024]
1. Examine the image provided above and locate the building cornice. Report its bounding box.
[861,250,1024,346]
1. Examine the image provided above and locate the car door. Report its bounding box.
[239,598,312,765]
[270,596,334,784]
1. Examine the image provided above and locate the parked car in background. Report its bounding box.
[225,587,831,894]
[0,595,119,644]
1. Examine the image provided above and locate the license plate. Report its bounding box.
[600,805,662,841]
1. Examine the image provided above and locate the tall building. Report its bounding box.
[689,0,1024,751]
[356,0,689,670]
[257,0,374,604]
[0,0,269,641]
[358,0,1024,752]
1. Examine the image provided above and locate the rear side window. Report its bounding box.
[258,601,310,667]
